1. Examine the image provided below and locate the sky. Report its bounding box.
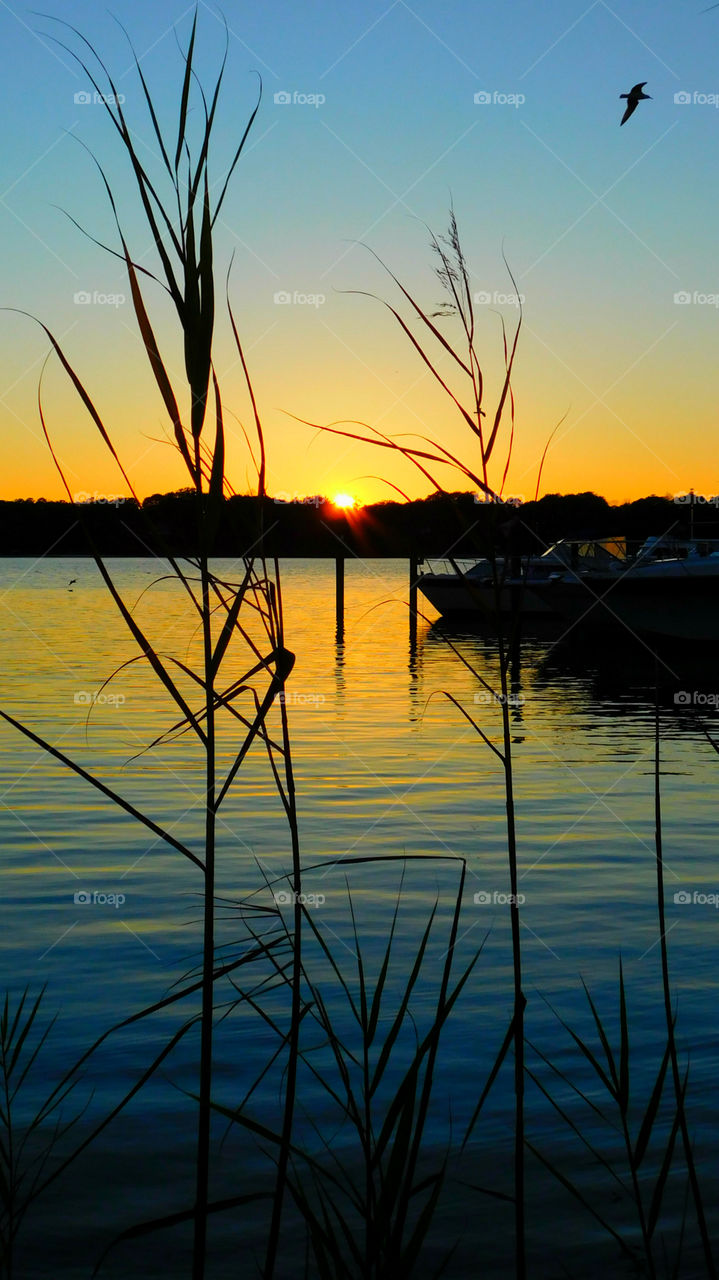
[1,0,718,506]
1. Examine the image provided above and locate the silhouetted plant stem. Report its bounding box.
[220,854,482,1276]
[1,1058,15,1280]
[1,987,88,1280]
[654,679,716,1278]
[493,541,526,1280]
[263,575,303,1280]
[503,729,525,1276]
[193,532,217,1280]
[624,1116,656,1278]
[6,19,278,1275]
[264,711,300,1280]
[303,211,527,1277]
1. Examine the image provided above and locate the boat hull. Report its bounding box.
[534,567,719,641]
[417,573,554,618]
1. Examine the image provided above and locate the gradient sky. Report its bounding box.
[1,0,718,506]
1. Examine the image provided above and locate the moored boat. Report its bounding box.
[530,536,719,641]
[416,540,625,620]
[416,557,552,617]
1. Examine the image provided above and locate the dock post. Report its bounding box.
[409,554,419,650]
[335,556,345,640]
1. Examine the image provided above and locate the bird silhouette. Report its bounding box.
[620,82,650,125]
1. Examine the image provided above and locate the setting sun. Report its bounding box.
[331,493,357,510]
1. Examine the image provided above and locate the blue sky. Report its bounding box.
[1,0,718,503]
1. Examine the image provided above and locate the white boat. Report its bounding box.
[531,536,719,641]
[415,545,612,619]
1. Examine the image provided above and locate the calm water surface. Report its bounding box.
[1,557,717,1277]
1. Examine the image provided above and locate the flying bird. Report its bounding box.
[620,82,651,126]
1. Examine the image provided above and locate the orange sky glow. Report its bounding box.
[2,5,718,510]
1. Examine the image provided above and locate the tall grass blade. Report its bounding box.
[525,1140,637,1263]
[174,9,197,172]
[633,1042,671,1170]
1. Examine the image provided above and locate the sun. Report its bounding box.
[331,492,357,510]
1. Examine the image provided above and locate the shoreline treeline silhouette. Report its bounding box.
[0,490,714,557]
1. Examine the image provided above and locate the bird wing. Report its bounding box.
[620,99,638,125]
[630,82,647,93]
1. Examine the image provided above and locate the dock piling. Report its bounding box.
[335,557,345,640]
[409,554,419,650]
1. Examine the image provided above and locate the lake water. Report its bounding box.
[1,557,717,1278]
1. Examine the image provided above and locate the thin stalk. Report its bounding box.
[623,1114,656,1278]
[318,214,526,1275]
[2,1030,15,1280]
[363,1018,373,1277]
[193,493,217,1280]
[6,20,283,1277]
[654,677,716,1277]
[492,532,526,1280]
[263,560,303,1280]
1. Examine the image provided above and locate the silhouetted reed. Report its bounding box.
[296,210,716,1278]
[1,16,716,1278]
[298,208,528,1277]
[1,14,302,1279]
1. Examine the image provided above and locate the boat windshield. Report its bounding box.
[540,538,626,566]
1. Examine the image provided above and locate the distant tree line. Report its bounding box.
[1,489,716,557]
